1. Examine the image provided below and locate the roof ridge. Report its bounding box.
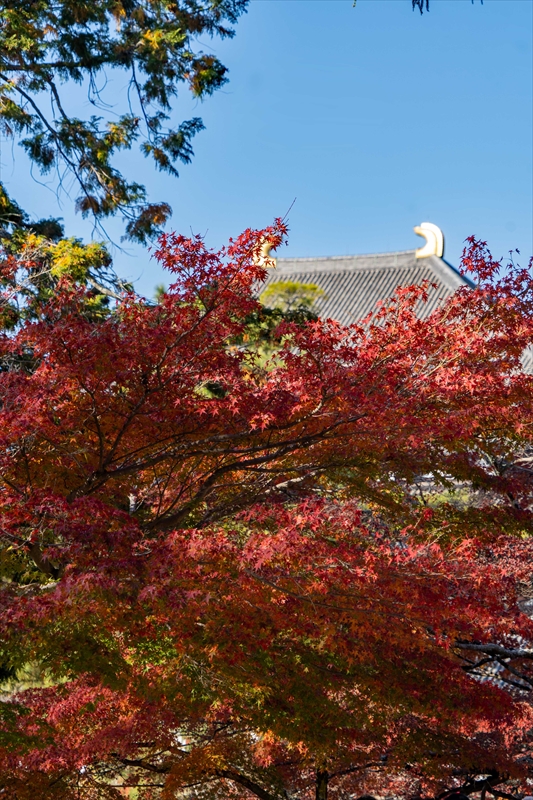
[277,249,417,262]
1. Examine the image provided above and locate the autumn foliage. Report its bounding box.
[1,223,533,799]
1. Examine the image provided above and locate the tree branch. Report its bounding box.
[215,769,281,800]
[455,641,533,660]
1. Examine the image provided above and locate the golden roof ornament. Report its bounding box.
[414,222,444,258]
[254,237,277,269]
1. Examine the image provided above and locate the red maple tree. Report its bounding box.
[1,224,533,799]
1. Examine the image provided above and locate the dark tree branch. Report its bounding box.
[215,768,281,800]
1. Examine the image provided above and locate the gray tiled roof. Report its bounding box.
[262,249,474,326]
[521,346,533,374]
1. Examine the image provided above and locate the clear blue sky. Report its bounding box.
[2,0,532,297]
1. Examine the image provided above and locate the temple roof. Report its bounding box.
[262,248,474,326]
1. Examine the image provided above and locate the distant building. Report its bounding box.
[262,222,474,324]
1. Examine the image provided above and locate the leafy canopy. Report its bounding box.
[1,224,533,798]
[259,280,325,314]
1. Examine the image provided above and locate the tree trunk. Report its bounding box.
[316,769,328,800]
